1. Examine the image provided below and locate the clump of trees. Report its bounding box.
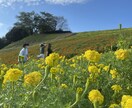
[0,11,70,49]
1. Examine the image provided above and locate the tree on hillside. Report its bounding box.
[37,12,57,33]
[14,11,37,35]
[33,13,41,34]
[5,27,29,42]
[55,16,69,31]
[0,37,9,49]
[14,11,69,34]
[0,38,5,49]
[14,11,57,34]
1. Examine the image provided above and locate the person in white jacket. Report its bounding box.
[18,43,29,63]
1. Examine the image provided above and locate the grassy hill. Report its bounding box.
[1,28,132,64]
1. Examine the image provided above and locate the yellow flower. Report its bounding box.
[121,95,132,107]
[1,64,8,71]
[98,64,105,68]
[0,70,5,78]
[60,56,65,63]
[55,76,60,80]
[24,72,42,87]
[111,85,122,92]
[76,87,83,94]
[103,65,110,72]
[88,65,99,73]
[71,59,75,63]
[109,104,120,108]
[115,49,129,60]
[70,63,76,68]
[50,67,59,74]
[88,89,104,105]
[110,69,118,79]
[3,68,22,83]
[77,55,83,60]
[38,64,45,69]
[89,74,98,82]
[61,84,68,89]
[84,50,101,62]
[45,53,59,66]
[124,98,132,108]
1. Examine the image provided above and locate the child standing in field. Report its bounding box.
[45,43,52,56]
[37,43,46,59]
[18,43,29,63]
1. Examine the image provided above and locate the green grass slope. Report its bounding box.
[1,28,132,64]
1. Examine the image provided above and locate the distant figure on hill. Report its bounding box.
[45,43,52,57]
[37,43,46,59]
[18,43,29,63]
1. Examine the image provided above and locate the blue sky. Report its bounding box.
[0,0,132,37]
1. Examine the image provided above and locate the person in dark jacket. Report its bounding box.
[46,43,52,56]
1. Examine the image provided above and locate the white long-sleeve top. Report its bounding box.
[19,48,28,61]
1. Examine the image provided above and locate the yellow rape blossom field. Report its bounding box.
[0,47,132,108]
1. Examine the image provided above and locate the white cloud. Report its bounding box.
[0,0,41,7]
[0,0,88,7]
[45,0,87,4]
[0,22,4,28]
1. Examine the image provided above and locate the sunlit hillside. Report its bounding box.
[1,28,132,64]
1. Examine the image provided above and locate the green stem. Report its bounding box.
[31,66,50,108]
[70,78,90,108]
[70,93,80,108]
[12,82,14,95]
[72,75,76,88]
[93,102,97,108]
[11,82,15,107]
[51,73,53,83]
[69,101,78,108]
[33,66,49,91]
[81,78,89,98]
